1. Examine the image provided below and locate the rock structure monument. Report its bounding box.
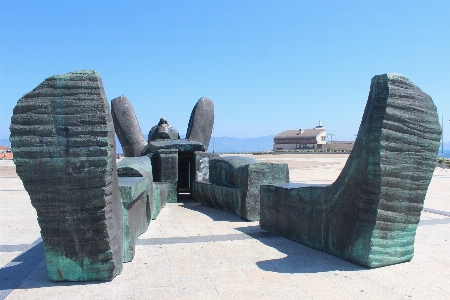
[9,70,440,283]
[10,70,123,281]
[260,73,442,268]
[193,156,289,221]
[111,95,147,157]
[186,97,214,151]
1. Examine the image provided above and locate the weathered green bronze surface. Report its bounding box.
[193,151,220,182]
[148,140,205,153]
[193,156,289,221]
[151,182,169,219]
[117,156,154,225]
[260,74,442,268]
[118,177,149,262]
[9,70,123,281]
[151,149,178,203]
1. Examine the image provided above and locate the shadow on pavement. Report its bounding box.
[0,238,103,297]
[179,198,245,223]
[234,225,367,273]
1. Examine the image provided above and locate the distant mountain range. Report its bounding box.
[3,138,450,155]
[115,135,275,153]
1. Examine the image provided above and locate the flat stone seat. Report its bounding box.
[270,183,331,188]
[193,156,289,221]
[118,177,150,262]
[117,156,153,179]
[147,140,205,153]
[260,73,442,268]
[151,182,169,220]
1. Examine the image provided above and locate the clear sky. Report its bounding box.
[1,0,449,143]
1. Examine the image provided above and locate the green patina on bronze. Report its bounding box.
[260,74,442,268]
[118,177,149,262]
[10,70,124,281]
[151,149,178,203]
[193,156,290,221]
[151,182,169,219]
[117,156,154,225]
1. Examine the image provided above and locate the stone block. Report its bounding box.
[260,73,442,268]
[151,182,170,220]
[117,156,154,225]
[9,70,123,281]
[193,151,220,182]
[118,177,149,262]
[151,149,178,203]
[193,156,289,221]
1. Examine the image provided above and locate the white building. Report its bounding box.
[273,123,327,151]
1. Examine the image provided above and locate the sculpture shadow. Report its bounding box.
[0,239,103,294]
[179,197,246,223]
[234,226,367,274]
[177,199,365,273]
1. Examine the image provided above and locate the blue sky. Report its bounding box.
[1,0,449,143]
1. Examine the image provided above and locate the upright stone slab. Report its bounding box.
[193,151,220,182]
[186,97,214,151]
[111,96,147,157]
[260,73,442,268]
[118,177,149,262]
[9,70,123,281]
[151,149,178,203]
[117,156,154,225]
[152,182,169,219]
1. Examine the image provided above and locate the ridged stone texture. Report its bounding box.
[9,70,123,281]
[260,73,442,268]
[186,97,214,151]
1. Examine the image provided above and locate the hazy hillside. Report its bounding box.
[209,135,275,153]
[3,138,450,156]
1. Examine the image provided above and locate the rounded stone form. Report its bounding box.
[186,97,214,151]
[111,95,147,157]
[148,118,180,142]
[10,70,123,281]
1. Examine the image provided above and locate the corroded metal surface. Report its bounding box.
[111,95,147,157]
[260,73,442,268]
[9,70,123,281]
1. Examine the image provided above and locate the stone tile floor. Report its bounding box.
[1,155,449,299]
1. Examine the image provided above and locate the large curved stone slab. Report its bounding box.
[260,73,442,268]
[10,70,123,281]
[111,95,147,157]
[186,97,214,151]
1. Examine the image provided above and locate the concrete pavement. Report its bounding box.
[1,154,449,299]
